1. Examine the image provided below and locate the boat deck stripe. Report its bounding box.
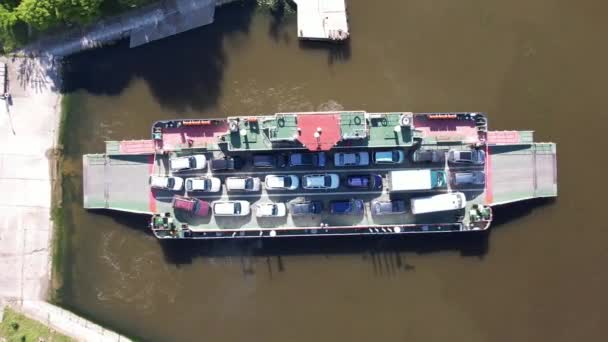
[148,155,156,213]
[485,144,493,204]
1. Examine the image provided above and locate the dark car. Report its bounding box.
[371,200,407,216]
[253,154,286,168]
[330,199,365,215]
[211,156,244,171]
[290,200,323,216]
[411,149,447,163]
[346,174,383,189]
[447,149,485,165]
[288,152,327,167]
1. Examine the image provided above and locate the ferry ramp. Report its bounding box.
[486,143,557,206]
[83,154,153,214]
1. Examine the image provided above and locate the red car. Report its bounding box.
[172,196,210,216]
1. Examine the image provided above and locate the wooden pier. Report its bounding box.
[294,0,350,41]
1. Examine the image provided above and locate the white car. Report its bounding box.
[255,203,287,217]
[169,154,207,172]
[302,174,340,189]
[225,177,261,192]
[149,176,184,191]
[213,200,251,216]
[265,175,299,190]
[185,176,221,192]
[334,152,369,166]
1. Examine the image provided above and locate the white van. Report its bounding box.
[411,192,466,215]
[225,177,261,192]
[213,201,251,216]
[169,154,207,172]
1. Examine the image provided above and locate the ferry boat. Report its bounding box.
[82,111,557,239]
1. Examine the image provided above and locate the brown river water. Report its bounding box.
[57,0,607,341]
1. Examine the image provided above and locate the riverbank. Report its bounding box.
[19,0,242,58]
[0,56,131,341]
[1,305,71,341]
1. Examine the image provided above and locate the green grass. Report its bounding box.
[0,307,72,342]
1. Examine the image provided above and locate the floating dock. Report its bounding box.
[294,0,349,41]
[82,111,557,239]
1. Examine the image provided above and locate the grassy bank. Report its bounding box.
[49,94,74,302]
[0,307,72,342]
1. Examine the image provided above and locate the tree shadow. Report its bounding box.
[13,55,62,93]
[267,0,296,43]
[60,1,257,112]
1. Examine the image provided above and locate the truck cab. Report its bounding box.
[388,169,447,192]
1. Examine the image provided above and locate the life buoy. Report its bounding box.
[229,120,238,132]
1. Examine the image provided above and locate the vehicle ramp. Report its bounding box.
[83,154,154,214]
[485,140,557,206]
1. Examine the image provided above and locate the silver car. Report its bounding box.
[302,174,340,189]
[334,152,369,166]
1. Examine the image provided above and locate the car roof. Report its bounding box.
[173,196,195,210]
[258,203,278,215]
[170,157,190,168]
[375,150,397,161]
[214,202,237,214]
[305,174,325,186]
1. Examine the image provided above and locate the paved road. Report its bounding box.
[0,56,130,342]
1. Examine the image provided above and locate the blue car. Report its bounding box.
[288,152,326,167]
[346,174,383,190]
[330,199,365,215]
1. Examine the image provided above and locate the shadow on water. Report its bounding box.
[94,210,153,235]
[159,232,491,267]
[267,0,297,43]
[490,197,556,229]
[60,1,257,112]
[90,197,556,272]
[299,39,352,65]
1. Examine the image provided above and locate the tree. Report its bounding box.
[15,0,102,30]
[56,0,103,25]
[15,0,59,30]
[0,3,19,50]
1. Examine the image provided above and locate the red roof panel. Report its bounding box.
[296,114,342,151]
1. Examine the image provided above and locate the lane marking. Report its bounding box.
[170,164,482,177]
[148,155,157,213]
[157,186,486,201]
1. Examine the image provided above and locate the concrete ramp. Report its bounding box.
[83,154,153,214]
[294,0,349,41]
[130,0,216,47]
[486,143,557,206]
